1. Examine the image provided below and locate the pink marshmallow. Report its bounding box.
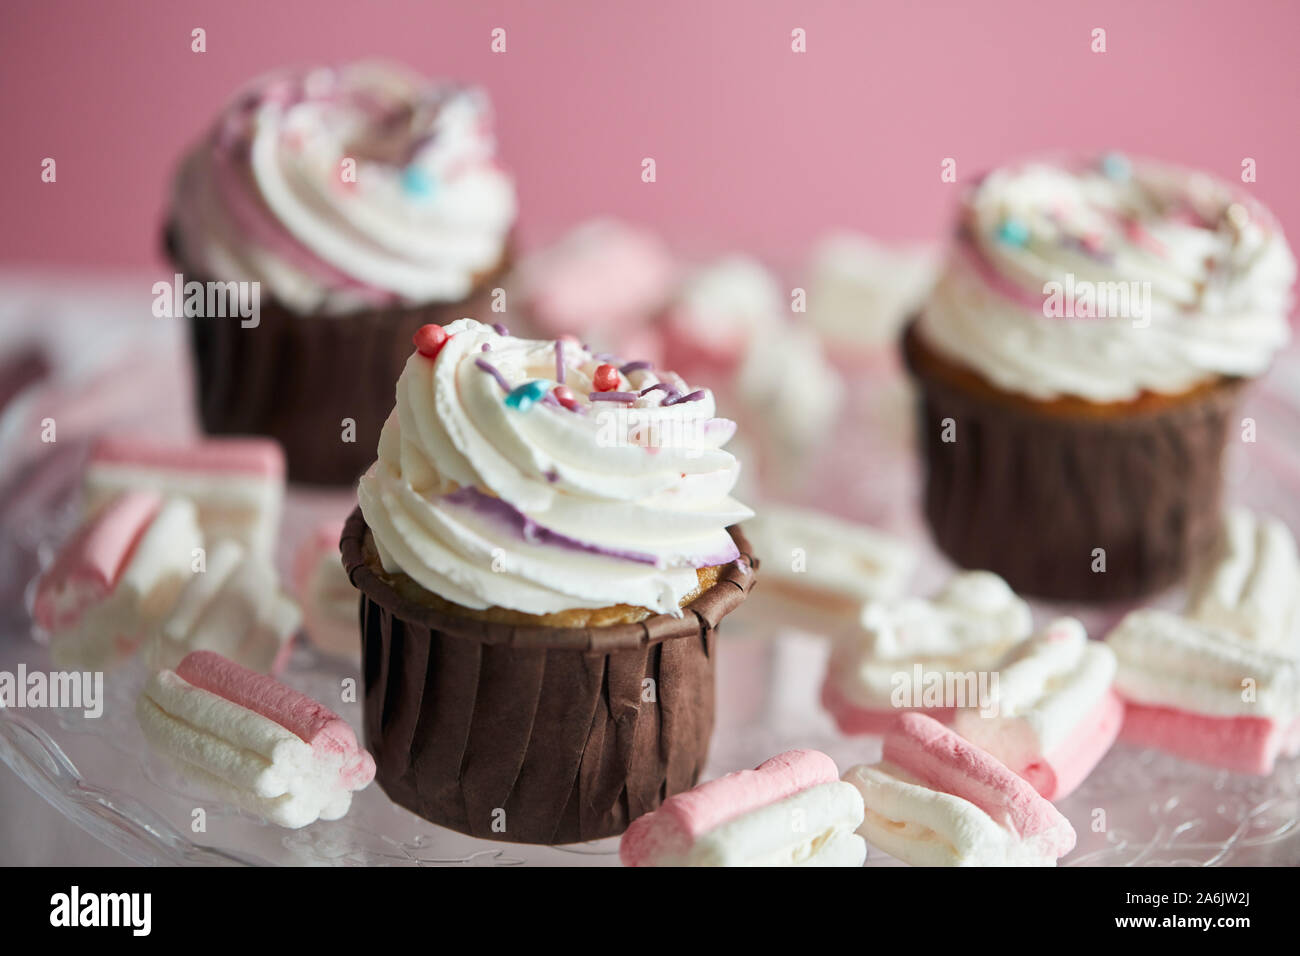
[1023,690,1124,801]
[90,435,285,477]
[33,490,162,630]
[884,714,1074,855]
[620,749,838,867]
[175,651,374,787]
[1119,699,1300,776]
[821,676,954,734]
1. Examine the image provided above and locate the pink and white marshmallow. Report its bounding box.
[952,618,1122,800]
[34,491,203,669]
[620,750,866,867]
[148,539,300,675]
[83,436,285,558]
[1188,508,1300,655]
[843,713,1077,866]
[136,650,375,828]
[292,519,358,658]
[822,571,1032,733]
[1107,609,1300,775]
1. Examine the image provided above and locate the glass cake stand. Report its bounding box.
[2,331,1299,867]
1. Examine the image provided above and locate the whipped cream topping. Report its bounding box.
[358,319,753,616]
[170,62,517,315]
[918,157,1296,401]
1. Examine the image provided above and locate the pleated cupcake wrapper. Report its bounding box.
[168,232,509,485]
[903,324,1245,603]
[340,507,758,845]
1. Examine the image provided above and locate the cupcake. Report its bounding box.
[166,62,517,484]
[906,156,1295,601]
[342,319,756,844]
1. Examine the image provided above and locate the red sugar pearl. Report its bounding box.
[592,363,620,392]
[553,384,580,411]
[413,324,450,359]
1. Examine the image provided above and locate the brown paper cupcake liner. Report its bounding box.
[340,507,758,845]
[903,324,1246,602]
[167,230,509,485]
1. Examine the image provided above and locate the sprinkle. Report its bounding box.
[639,383,671,397]
[481,343,492,351]
[475,357,512,393]
[1099,152,1131,181]
[401,166,436,199]
[554,339,566,383]
[544,469,560,483]
[996,218,1030,246]
[663,389,706,406]
[592,363,620,392]
[589,391,637,403]
[505,379,552,412]
[620,360,653,375]
[552,383,580,411]
[491,322,510,336]
[593,352,619,364]
[413,324,451,359]
[1080,232,1105,255]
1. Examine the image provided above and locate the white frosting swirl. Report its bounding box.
[919,158,1296,401]
[358,319,753,616]
[171,62,516,315]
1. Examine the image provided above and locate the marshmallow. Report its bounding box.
[136,651,375,828]
[953,618,1122,800]
[620,750,866,867]
[1107,609,1300,773]
[843,714,1077,866]
[148,540,300,674]
[34,491,203,669]
[292,520,357,658]
[741,506,916,613]
[84,436,285,558]
[513,219,677,337]
[1188,508,1300,655]
[822,571,1032,733]
[805,233,938,352]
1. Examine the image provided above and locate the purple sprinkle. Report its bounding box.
[663,389,706,406]
[593,352,619,364]
[474,357,512,393]
[491,322,510,336]
[555,339,565,384]
[620,360,653,375]
[544,468,560,483]
[481,343,492,352]
[589,391,638,403]
[639,383,670,397]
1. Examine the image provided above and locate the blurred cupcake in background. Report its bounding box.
[166,61,516,484]
[906,155,1295,601]
[509,218,677,350]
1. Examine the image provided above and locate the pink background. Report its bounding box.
[3,0,1298,268]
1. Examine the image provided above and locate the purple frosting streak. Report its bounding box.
[443,487,658,564]
[474,357,512,393]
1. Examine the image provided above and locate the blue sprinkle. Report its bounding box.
[504,379,552,412]
[996,218,1030,246]
[401,166,435,198]
[1100,152,1131,181]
